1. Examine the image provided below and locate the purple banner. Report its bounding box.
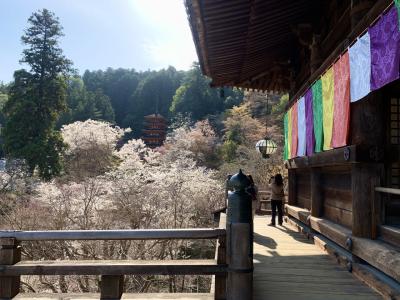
[369,6,400,91]
[305,88,314,156]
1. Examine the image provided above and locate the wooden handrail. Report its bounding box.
[375,187,400,196]
[0,228,226,241]
[0,259,227,276]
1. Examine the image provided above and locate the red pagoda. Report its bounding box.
[142,114,167,148]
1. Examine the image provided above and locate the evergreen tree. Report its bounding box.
[170,63,243,121]
[58,77,115,126]
[3,9,72,180]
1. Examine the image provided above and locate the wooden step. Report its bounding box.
[0,260,226,276]
[13,293,213,299]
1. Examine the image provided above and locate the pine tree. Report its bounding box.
[3,9,72,180]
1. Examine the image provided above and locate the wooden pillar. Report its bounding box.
[0,238,21,299]
[100,275,124,299]
[214,235,226,300]
[310,168,323,217]
[352,164,382,238]
[288,169,297,206]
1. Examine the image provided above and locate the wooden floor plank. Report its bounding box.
[253,216,382,300]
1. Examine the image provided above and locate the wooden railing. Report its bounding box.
[0,228,227,299]
[0,212,252,299]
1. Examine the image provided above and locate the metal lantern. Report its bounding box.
[255,138,277,158]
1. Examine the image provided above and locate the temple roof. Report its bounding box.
[144,114,167,121]
[185,0,313,92]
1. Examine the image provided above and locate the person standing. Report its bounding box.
[268,174,284,226]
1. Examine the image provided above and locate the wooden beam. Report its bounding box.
[352,237,400,282]
[287,146,357,169]
[285,204,310,225]
[288,169,297,205]
[309,216,351,249]
[0,228,226,241]
[310,168,322,217]
[0,260,227,276]
[379,225,400,248]
[352,163,382,238]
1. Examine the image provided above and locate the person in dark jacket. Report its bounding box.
[268,174,284,226]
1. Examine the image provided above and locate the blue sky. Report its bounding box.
[0,0,198,83]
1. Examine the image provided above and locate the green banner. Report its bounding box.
[312,80,324,152]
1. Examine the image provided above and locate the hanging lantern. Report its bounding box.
[255,138,277,158]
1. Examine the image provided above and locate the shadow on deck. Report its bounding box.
[253,215,382,300]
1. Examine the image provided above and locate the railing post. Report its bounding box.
[226,170,253,300]
[214,234,227,300]
[100,275,124,299]
[0,238,21,299]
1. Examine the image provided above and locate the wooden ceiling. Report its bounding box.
[185,0,313,92]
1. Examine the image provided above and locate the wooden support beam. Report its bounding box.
[310,168,322,217]
[309,216,351,249]
[288,169,297,206]
[100,275,124,299]
[287,146,357,169]
[0,238,21,299]
[352,163,382,238]
[379,225,400,248]
[352,237,400,282]
[285,204,310,225]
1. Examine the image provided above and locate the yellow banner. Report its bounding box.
[321,67,334,151]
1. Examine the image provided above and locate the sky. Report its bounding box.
[0,0,198,83]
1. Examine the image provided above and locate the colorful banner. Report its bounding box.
[291,102,298,158]
[283,1,400,161]
[369,6,400,91]
[305,88,314,156]
[312,80,323,153]
[332,52,350,148]
[297,97,306,157]
[349,32,371,102]
[283,113,288,160]
[322,67,334,151]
